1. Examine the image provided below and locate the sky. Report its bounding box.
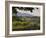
[33,8,40,16]
[12,7,40,16]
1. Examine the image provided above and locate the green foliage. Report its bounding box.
[12,7,17,14]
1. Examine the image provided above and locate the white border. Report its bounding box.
[9,3,43,34]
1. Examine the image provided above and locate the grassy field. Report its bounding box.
[12,16,40,31]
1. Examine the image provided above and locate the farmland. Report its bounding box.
[12,16,40,31]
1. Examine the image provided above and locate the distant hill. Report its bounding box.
[16,12,33,17]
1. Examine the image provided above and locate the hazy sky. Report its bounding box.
[33,8,40,16]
